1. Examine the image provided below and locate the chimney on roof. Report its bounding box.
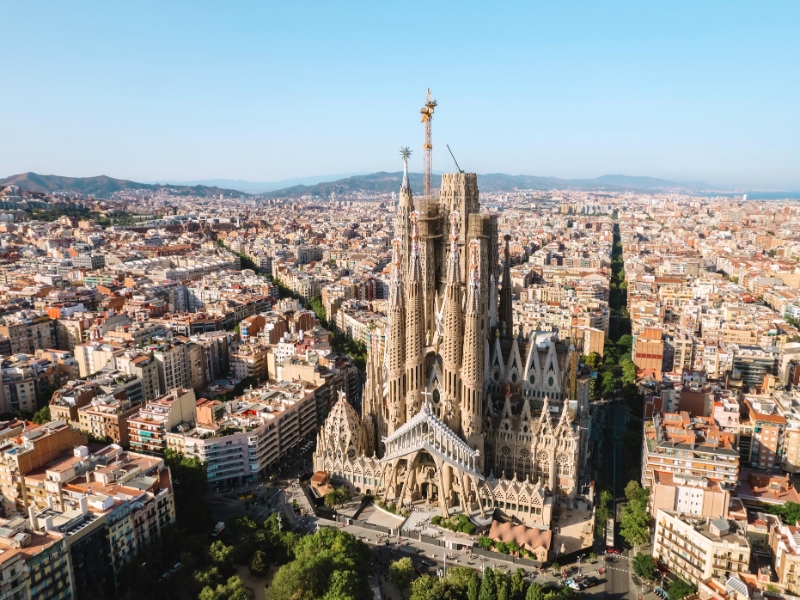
[28,505,37,531]
[79,495,88,515]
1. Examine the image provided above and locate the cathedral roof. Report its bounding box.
[380,401,483,479]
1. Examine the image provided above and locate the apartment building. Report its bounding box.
[77,394,140,446]
[771,522,800,596]
[0,311,55,355]
[0,421,88,514]
[643,411,739,518]
[49,380,98,424]
[13,445,177,598]
[1,355,57,415]
[653,510,751,588]
[633,326,665,376]
[127,388,196,454]
[152,342,190,394]
[114,351,160,401]
[230,342,269,382]
[166,382,318,487]
[737,397,786,472]
[0,526,71,600]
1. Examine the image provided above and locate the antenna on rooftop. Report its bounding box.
[447,145,464,173]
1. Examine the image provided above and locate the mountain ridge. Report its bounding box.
[0,172,244,198]
[263,171,710,198]
[1,170,717,200]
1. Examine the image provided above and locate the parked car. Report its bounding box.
[584,576,599,588]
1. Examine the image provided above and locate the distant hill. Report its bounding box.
[264,171,707,198]
[0,172,246,198]
[152,173,369,194]
[0,170,712,200]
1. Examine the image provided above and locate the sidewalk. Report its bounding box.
[315,514,624,590]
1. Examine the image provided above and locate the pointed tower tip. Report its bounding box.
[400,147,412,192]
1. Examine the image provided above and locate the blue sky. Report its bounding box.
[2,1,798,188]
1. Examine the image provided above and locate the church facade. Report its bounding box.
[314,166,590,529]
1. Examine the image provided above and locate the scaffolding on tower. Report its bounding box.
[419,88,437,198]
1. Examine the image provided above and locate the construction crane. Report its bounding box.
[419,88,437,198]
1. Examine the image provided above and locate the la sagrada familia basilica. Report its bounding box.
[314,156,591,530]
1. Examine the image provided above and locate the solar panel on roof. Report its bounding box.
[725,576,748,598]
[711,517,730,534]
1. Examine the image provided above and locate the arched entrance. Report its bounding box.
[421,482,439,499]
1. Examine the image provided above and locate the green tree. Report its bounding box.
[624,480,648,504]
[620,481,651,547]
[322,569,362,600]
[199,576,249,600]
[32,406,51,424]
[479,567,496,600]
[468,572,480,600]
[617,334,633,349]
[410,575,437,600]
[249,550,268,577]
[324,490,340,509]
[632,552,656,580]
[310,296,327,323]
[269,528,372,600]
[506,540,520,556]
[498,577,510,600]
[765,501,800,524]
[209,540,234,573]
[441,568,474,599]
[525,581,544,600]
[584,352,602,370]
[510,569,526,600]
[601,371,617,397]
[389,557,415,595]
[595,488,612,534]
[551,562,560,574]
[477,535,493,550]
[666,577,695,600]
[620,358,637,385]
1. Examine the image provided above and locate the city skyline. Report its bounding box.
[2,2,799,189]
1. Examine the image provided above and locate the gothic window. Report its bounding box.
[511,373,517,383]
[529,374,535,385]
[501,446,511,456]
[493,371,500,382]
[548,376,554,387]
[347,449,356,459]
[557,452,571,475]
[433,389,440,404]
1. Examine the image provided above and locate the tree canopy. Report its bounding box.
[389,557,414,592]
[667,577,696,600]
[269,527,372,600]
[620,481,651,547]
[632,552,656,580]
[765,501,800,525]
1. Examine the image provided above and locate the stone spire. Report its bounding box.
[461,239,484,453]
[361,333,383,456]
[440,212,463,429]
[499,234,514,339]
[396,147,414,275]
[405,211,426,420]
[386,238,407,436]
